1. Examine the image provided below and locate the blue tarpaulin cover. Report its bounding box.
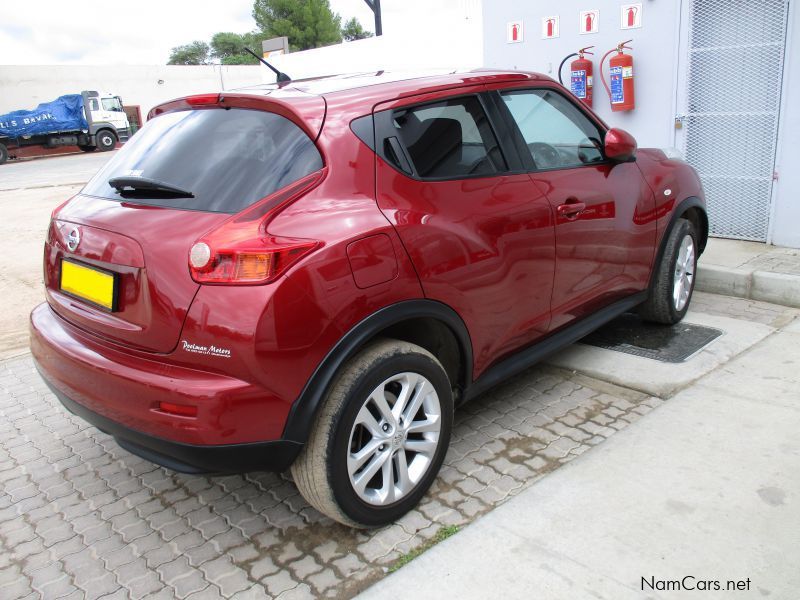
[0,94,88,139]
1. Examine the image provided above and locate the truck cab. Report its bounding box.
[82,91,130,146]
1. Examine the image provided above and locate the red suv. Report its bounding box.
[31,71,707,527]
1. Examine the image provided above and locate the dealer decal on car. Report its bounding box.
[181,340,231,358]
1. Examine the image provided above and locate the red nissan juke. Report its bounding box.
[31,70,707,527]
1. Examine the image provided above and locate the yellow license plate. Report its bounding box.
[60,259,117,311]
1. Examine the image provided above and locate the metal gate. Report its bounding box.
[679,0,789,241]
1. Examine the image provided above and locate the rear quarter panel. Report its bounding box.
[254,98,425,407]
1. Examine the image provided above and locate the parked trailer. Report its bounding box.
[0,91,130,165]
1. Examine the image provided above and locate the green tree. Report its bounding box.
[167,41,211,65]
[210,31,267,64]
[341,17,373,41]
[252,0,343,51]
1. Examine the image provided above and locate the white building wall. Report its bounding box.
[483,0,799,248]
[0,65,263,118]
[482,0,682,149]
[261,3,484,83]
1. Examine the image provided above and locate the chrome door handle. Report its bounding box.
[557,201,586,220]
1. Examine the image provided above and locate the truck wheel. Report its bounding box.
[78,145,97,153]
[291,339,453,528]
[95,130,117,151]
[639,218,698,325]
[0,143,8,165]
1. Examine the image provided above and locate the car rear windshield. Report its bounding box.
[82,108,323,213]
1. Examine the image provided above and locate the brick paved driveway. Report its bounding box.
[3,291,795,599]
[0,350,661,599]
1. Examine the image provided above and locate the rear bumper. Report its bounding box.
[45,380,300,473]
[30,303,301,473]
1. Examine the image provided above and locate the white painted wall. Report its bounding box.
[261,4,484,82]
[0,65,263,118]
[483,0,800,248]
[482,0,682,150]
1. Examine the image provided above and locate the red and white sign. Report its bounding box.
[621,3,642,29]
[579,10,599,34]
[541,15,560,39]
[507,21,524,43]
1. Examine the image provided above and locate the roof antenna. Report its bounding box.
[244,48,291,83]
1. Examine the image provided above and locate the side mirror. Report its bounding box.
[605,128,637,162]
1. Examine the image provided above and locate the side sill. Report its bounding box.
[464,292,648,402]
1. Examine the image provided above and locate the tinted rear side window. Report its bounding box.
[82,108,323,213]
[390,96,506,179]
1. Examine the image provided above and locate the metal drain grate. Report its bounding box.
[581,314,723,363]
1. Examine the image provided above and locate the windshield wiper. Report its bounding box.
[108,176,194,198]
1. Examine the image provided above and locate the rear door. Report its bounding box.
[493,86,656,332]
[373,88,555,375]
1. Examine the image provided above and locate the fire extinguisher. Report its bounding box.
[511,23,519,41]
[558,47,594,108]
[546,18,555,38]
[600,40,635,112]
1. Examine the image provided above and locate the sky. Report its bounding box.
[0,0,478,65]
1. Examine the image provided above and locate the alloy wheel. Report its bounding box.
[346,372,442,506]
[673,234,695,311]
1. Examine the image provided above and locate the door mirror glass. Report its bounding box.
[604,128,638,162]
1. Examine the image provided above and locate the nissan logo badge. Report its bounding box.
[66,227,81,252]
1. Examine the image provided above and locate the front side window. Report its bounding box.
[389,96,506,179]
[501,89,604,170]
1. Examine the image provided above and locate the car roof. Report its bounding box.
[230,69,554,115]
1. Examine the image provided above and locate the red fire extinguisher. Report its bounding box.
[546,19,555,38]
[512,23,519,41]
[600,40,635,112]
[559,47,594,108]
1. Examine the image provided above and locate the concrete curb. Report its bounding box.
[696,264,800,308]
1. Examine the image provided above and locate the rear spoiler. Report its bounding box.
[148,92,326,142]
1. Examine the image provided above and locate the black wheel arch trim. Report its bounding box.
[650,196,708,291]
[281,299,473,443]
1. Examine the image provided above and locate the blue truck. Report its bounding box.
[0,91,130,165]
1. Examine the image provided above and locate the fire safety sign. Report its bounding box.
[621,3,642,29]
[580,10,599,34]
[542,15,560,39]
[507,21,524,43]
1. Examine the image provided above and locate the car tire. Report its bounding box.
[639,218,698,325]
[95,129,117,151]
[0,143,8,165]
[78,145,97,153]
[291,339,453,528]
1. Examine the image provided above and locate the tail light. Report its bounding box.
[189,170,325,285]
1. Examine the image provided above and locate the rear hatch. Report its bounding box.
[45,102,324,353]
